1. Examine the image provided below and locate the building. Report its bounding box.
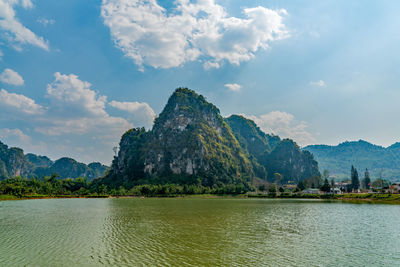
[334,182,352,193]
[389,183,400,194]
[301,188,320,194]
[332,188,342,194]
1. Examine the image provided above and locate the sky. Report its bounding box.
[1,0,400,165]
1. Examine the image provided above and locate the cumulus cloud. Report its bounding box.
[0,68,24,85]
[0,0,49,50]
[46,72,108,118]
[37,72,134,139]
[310,80,326,87]
[101,0,288,70]
[245,111,315,146]
[35,116,131,137]
[0,72,158,163]
[0,127,31,144]
[0,127,48,155]
[109,100,156,128]
[0,88,44,114]
[224,83,241,92]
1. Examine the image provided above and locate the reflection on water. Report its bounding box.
[0,198,400,266]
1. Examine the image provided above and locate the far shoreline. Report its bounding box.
[2,193,400,204]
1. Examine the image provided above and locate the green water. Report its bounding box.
[0,198,399,266]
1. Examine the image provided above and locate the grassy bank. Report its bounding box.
[248,192,400,204]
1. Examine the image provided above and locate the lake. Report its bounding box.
[0,198,399,266]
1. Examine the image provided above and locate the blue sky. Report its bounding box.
[0,0,400,164]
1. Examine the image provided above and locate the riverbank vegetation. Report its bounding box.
[1,176,400,204]
[0,176,249,199]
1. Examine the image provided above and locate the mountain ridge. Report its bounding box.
[0,141,108,180]
[304,139,400,181]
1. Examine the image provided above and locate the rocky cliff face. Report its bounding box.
[106,88,255,187]
[0,142,32,179]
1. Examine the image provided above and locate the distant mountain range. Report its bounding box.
[304,140,400,181]
[0,141,108,180]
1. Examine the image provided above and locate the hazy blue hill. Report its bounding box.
[0,140,108,180]
[25,154,53,168]
[33,158,108,180]
[304,140,400,181]
[88,162,108,178]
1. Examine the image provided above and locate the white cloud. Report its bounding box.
[0,127,31,144]
[37,18,55,26]
[35,116,131,137]
[245,111,315,146]
[109,100,155,128]
[101,0,288,70]
[40,72,134,137]
[0,68,24,85]
[0,73,151,164]
[21,0,33,9]
[0,72,159,164]
[0,127,48,155]
[46,72,108,118]
[0,88,44,114]
[224,83,241,92]
[0,0,49,51]
[310,80,326,87]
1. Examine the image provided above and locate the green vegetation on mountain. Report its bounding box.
[225,115,320,184]
[304,140,400,181]
[0,141,107,180]
[25,154,52,168]
[225,115,271,159]
[103,88,321,190]
[104,88,255,189]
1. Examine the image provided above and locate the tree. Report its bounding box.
[320,178,331,192]
[362,168,371,190]
[279,187,284,193]
[268,184,277,196]
[258,185,266,192]
[269,184,277,193]
[297,180,305,191]
[351,165,360,191]
[372,178,389,189]
[330,178,335,187]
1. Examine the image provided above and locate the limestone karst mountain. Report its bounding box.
[104,88,320,188]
